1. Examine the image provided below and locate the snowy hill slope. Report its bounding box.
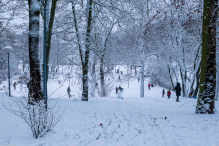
[0,79,219,146]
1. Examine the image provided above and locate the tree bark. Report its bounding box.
[168,65,175,91]
[180,68,185,97]
[100,58,106,97]
[193,62,201,97]
[140,60,144,97]
[139,37,144,98]
[196,0,217,114]
[189,44,201,96]
[82,0,93,101]
[28,0,42,101]
[90,57,96,98]
[46,0,58,79]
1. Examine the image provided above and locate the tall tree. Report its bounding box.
[45,0,58,79]
[71,0,93,101]
[28,0,42,101]
[196,0,218,114]
[82,0,93,101]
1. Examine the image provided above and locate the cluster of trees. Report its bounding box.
[0,0,218,113]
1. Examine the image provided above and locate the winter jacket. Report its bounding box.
[67,87,71,93]
[175,83,181,96]
[117,90,122,98]
[148,84,151,87]
[162,89,165,95]
[27,82,30,89]
[167,91,171,96]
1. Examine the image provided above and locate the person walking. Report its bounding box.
[13,82,16,90]
[175,83,181,102]
[116,86,118,94]
[117,86,123,99]
[167,89,171,99]
[148,83,151,90]
[162,89,165,97]
[27,81,30,97]
[67,87,71,98]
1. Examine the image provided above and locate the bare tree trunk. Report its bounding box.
[168,65,175,91]
[172,67,178,83]
[82,0,93,101]
[140,38,144,97]
[28,0,42,102]
[216,2,219,100]
[23,59,25,72]
[140,60,144,97]
[90,58,96,98]
[189,44,201,96]
[193,62,201,97]
[196,0,217,114]
[216,58,219,100]
[71,1,92,101]
[180,69,185,97]
[100,58,105,97]
[45,0,58,79]
[189,72,195,96]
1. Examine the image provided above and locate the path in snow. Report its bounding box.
[0,79,219,146]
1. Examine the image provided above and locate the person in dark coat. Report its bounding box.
[162,89,165,97]
[27,81,30,97]
[116,86,118,94]
[13,82,16,90]
[175,83,181,102]
[67,87,71,98]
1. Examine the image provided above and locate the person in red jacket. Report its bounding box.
[167,90,171,99]
[148,83,151,90]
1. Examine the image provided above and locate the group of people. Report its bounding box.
[162,89,171,98]
[116,86,123,99]
[148,83,156,90]
[26,79,181,102]
[115,69,119,73]
[162,83,181,102]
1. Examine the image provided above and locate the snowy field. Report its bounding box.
[0,77,219,146]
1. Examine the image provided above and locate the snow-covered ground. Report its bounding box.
[0,77,219,146]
